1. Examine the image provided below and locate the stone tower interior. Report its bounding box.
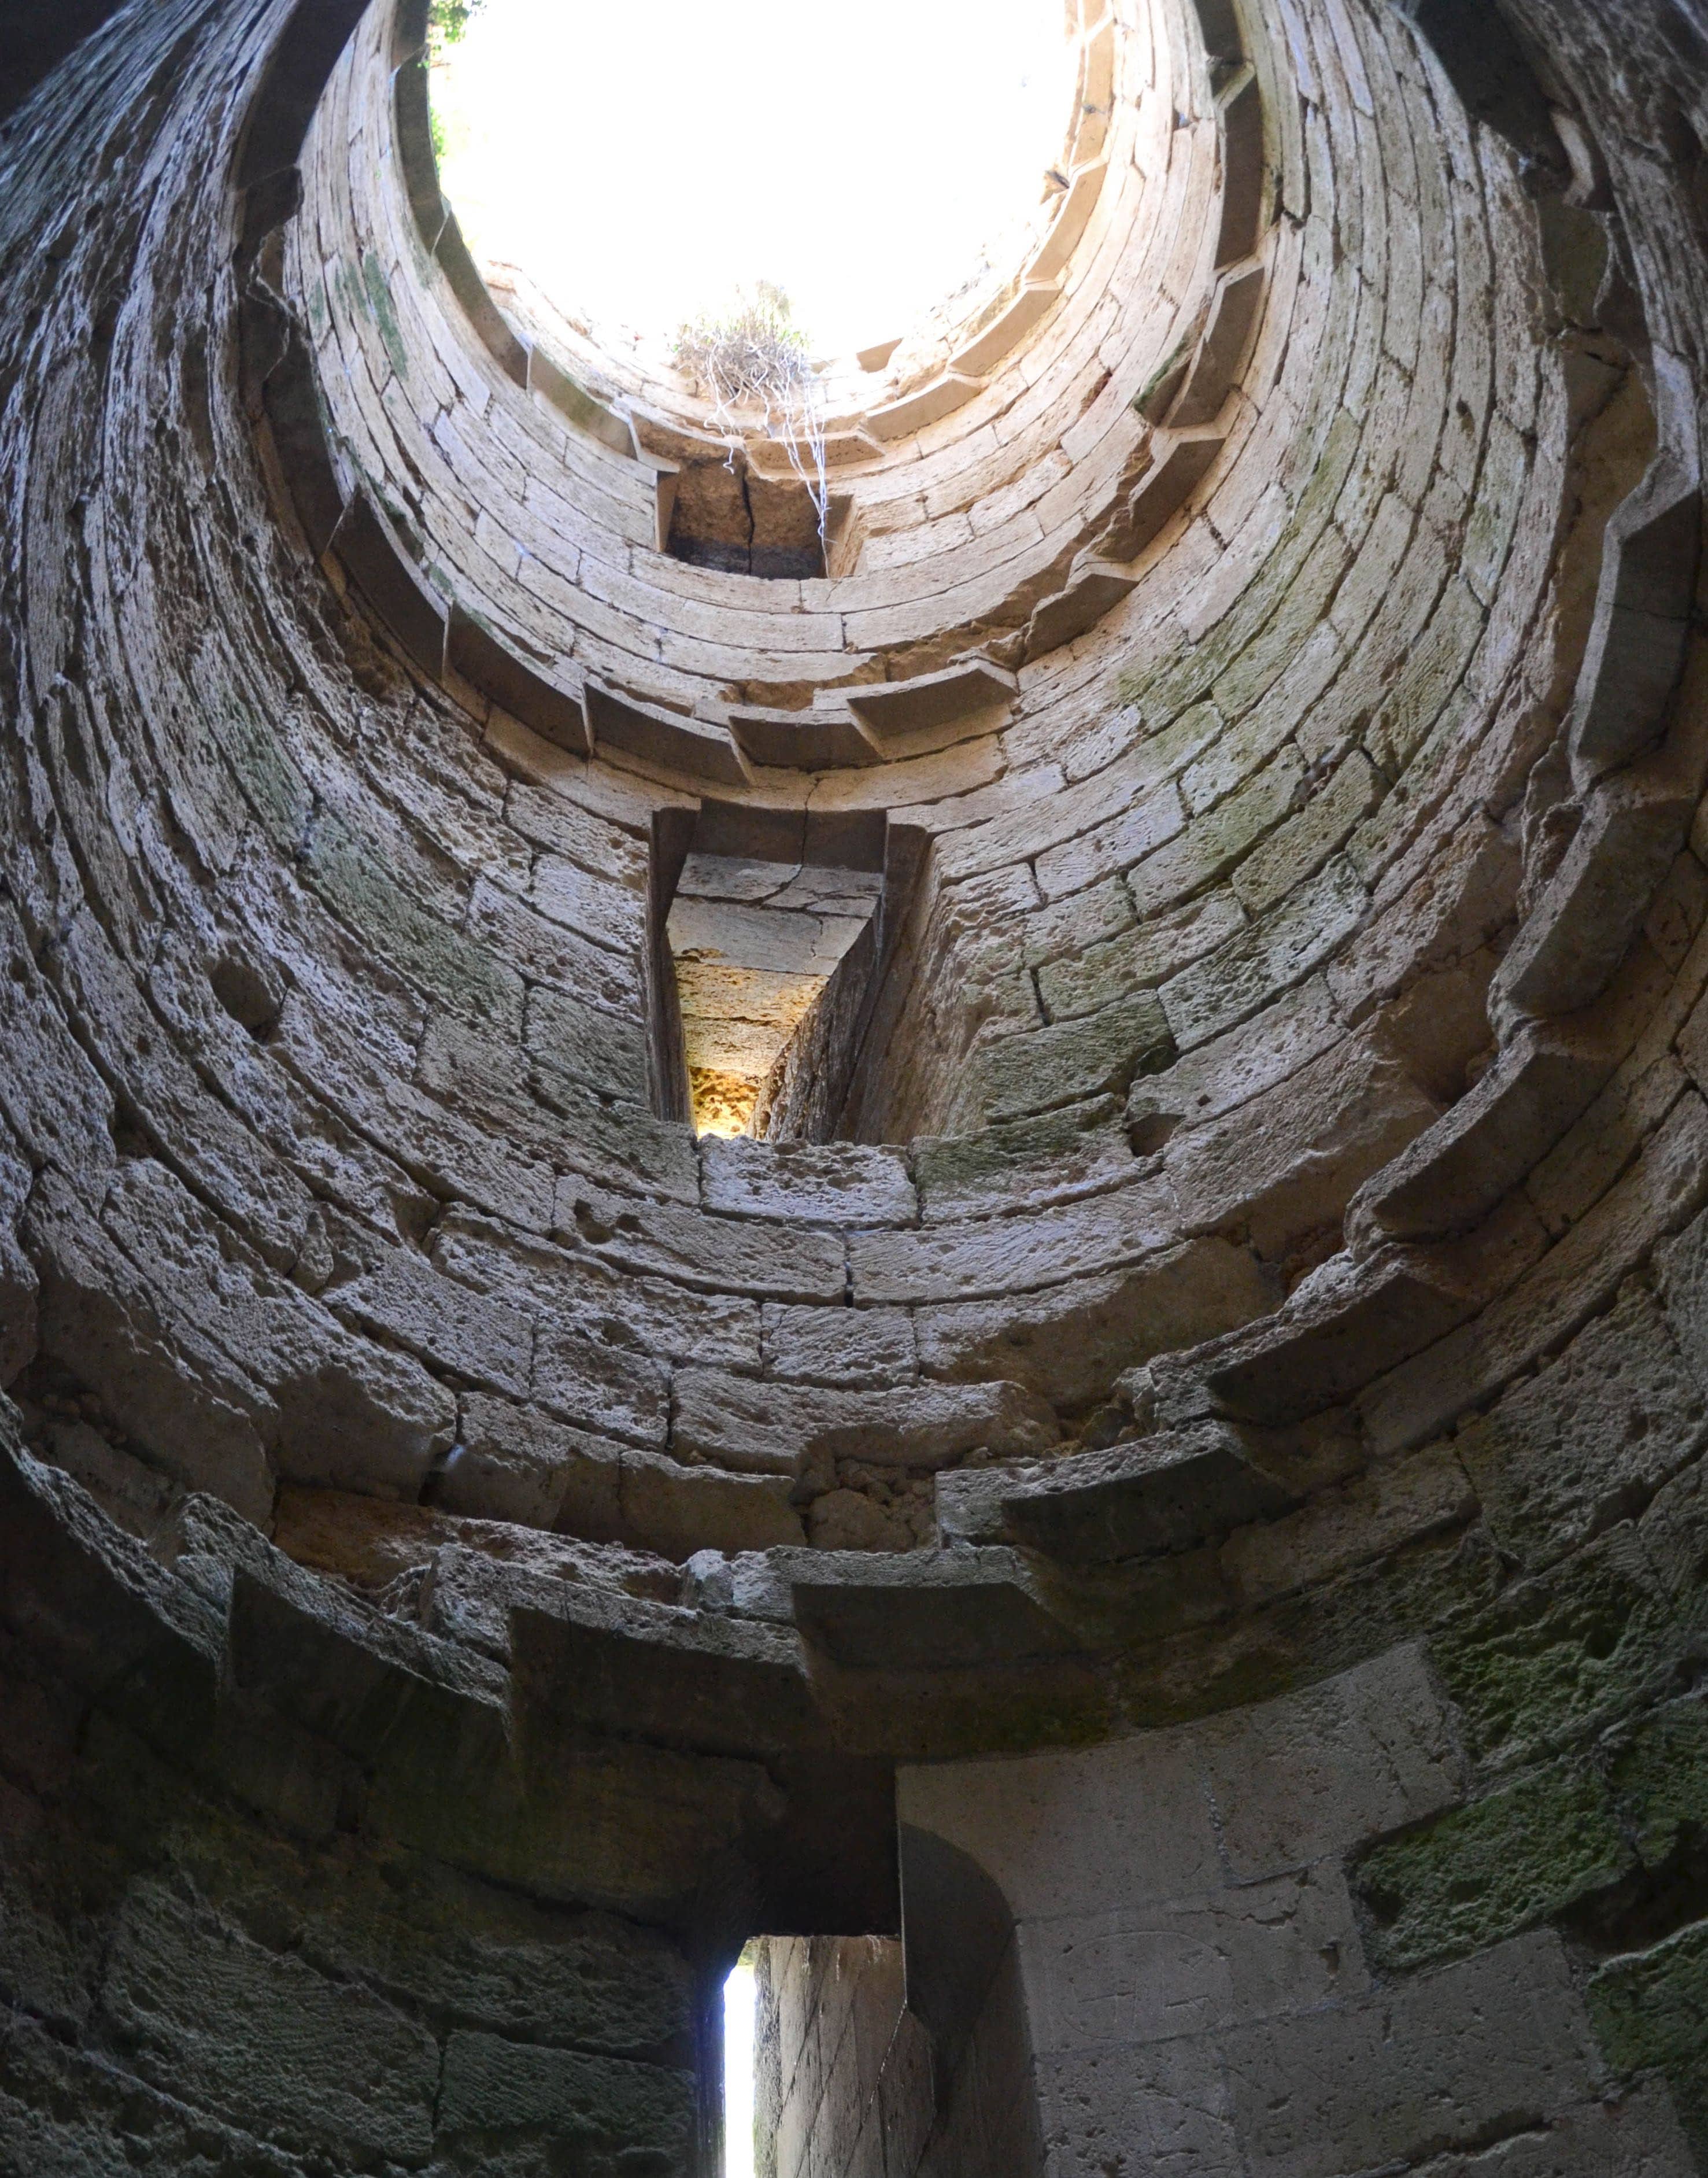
[4,0,1708,2171]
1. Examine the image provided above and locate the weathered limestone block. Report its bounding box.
[0,1428,221,1749]
[530,1316,673,1450]
[0,2015,302,2178]
[12,0,1708,2167]
[0,903,117,1185]
[440,1390,622,1530]
[1354,1761,1633,1972]
[1033,2030,1242,2177]
[912,1098,1134,1224]
[1432,1521,1686,1770]
[1126,975,1345,1147]
[242,1844,693,2057]
[1495,764,1699,1024]
[297,820,525,1035]
[1331,817,1521,1025]
[701,1136,917,1227]
[220,1534,510,1822]
[331,1248,534,1398]
[1637,1454,1708,1630]
[808,1486,916,1552]
[1158,1239,1498,1430]
[413,1241,683,1452]
[283,996,559,1231]
[505,780,650,888]
[510,1584,825,1756]
[1035,888,1247,1024]
[1219,1933,1598,2177]
[552,1179,847,1303]
[36,1161,457,1508]
[420,1542,657,1663]
[1018,1860,1363,2069]
[1364,1092,1708,1456]
[527,845,649,958]
[790,1549,1081,1669]
[101,1877,440,2167]
[1160,856,1369,1051]
[49,907,319,1275]
[27,1416,181,1551]
[28,1173,278,1523]
[1455,1283,1707,1571]
[265,1337,457,1504]
[670,1368,1060,1476]
[438,2031,696,2169]
[467,873,643,1014]
[1168,1022,1440,1258]
[1351,1010,1632,1245]
[763,1303,918,1389]
[524,980,651,1105]
[1415,2090,1698,2176]
[1133,747,1307,919]
[0,1147,38,1388]
[268,1480,671,1602]
[1655,1193,1708,1404]
[1218,1443,1477,1607]
[1569,435,1701,781]
[914,1240,1275,1410]
[1589,1917,1708,2164]
[956,991,1175,1124]
[431,1210,763,1374]
[1233,750,1384,917]
[620,1448,807,1555]
[979,1424,1302,1564]
[850,1176,1178,1308]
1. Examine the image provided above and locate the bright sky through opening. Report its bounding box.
[431,0,1077,362]
[724,1956,757,2178]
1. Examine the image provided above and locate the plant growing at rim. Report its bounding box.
[674,285,830,548]
[427,0,486,58]
[426,0,486,157]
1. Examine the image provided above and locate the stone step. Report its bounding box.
[936,1423,1299,1564]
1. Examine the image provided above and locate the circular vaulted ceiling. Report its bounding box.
[2,0,1691,1707]
[5,0,1694,1725]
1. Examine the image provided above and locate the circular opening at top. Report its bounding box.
[428,0,1078,372]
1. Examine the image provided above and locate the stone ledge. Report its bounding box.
[934,1423,1300,1563]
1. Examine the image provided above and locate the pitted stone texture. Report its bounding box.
[100,1880,440,2166]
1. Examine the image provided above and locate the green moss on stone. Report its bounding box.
[964,996,1173,1126]
[360,251,411,385]
[1609,1695,1708,1871]
[912,1097,1122,1198]
[301,810,520,1031]
[1588,1917,1708,2159]
[207,702,313,855]
[1355,1763,1633,1972]
[1430,1525,1687,1767]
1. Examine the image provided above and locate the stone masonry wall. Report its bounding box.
[4,0,1708,2167]
[901,1642,1706,2177]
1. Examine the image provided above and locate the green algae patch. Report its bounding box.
[1589,1917,1708,2162]
[1355,1762,1632,1972]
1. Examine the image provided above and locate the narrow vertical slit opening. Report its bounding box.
[723,1944,759,2178]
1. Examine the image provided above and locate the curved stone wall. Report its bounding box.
[3,0,1708,2168]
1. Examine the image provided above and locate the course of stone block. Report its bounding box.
[3,0,1708,2168]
